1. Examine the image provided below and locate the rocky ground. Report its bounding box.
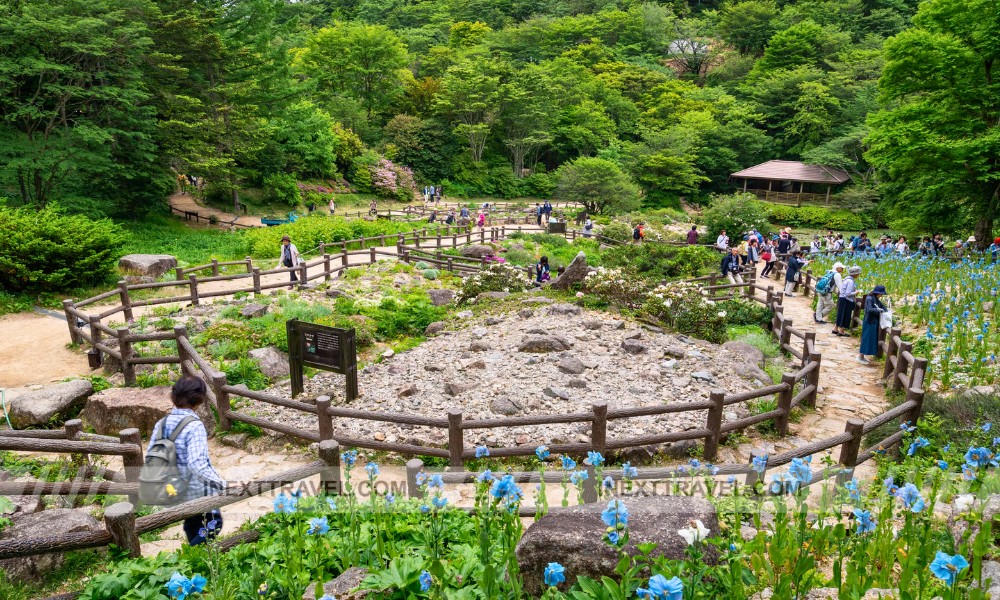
[247,296,772,456]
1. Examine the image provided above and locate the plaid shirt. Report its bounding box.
[147,409,225,502]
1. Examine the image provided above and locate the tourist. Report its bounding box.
[328,197,336,215]
[832,234,845,252]
[435,185,443,202]
[428,210,437,223]
[543,201,552,219]
[687,225,699,245]
[536,203,543,226]
[783,250,808,297]
[535,256,550,284]
[746,237,760,266]
[477,211,486,228]
[760,240,776,277]
[833,266,861,336]
[307,201,316,213]
[584,217,594,237]
[776,231,791,257]
[788,236,801,255]
[989,237,1000,261]
[814,262,845,324]
[895,236,909,254]
[369,199,377,217]
[919,236,934,256]
[716,229,729,251]
[810,235,822,254]
[721,246,744,284]
[632,222,645,244]
[461,206,470,219]
[148,377,225,546]
[858,285,888,365]
[445,210,456,225]
[825,230,836,250]
[933,234,946,255]
[875,237,893,254]
[277,235,300,289]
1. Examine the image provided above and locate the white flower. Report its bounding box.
[576,291,584,298]
[717,311,727,318]
[954,494,975,512]
[677,519,710,545]
[665,300,672,307]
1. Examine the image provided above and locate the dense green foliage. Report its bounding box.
[0,206,126,293]
[702,193,770,238]
[762,202,867,231]
[603,243,718,280]
[1,0,949,219]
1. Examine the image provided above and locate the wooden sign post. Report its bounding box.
[286,319,358,400]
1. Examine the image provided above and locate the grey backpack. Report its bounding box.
[139,416,197,505]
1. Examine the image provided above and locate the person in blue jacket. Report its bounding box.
[858,285,888,364]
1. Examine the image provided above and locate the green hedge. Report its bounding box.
[763,203,866,231]
[244,215,420,257]
[0,205,126,293]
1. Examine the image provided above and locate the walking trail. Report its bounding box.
[168,192,263,228]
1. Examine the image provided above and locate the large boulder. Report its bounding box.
[459,244,495,258]
[516,496,719,595]
[0,509,101,582]
[80,386,215,436]
[4,380,93,428]
[518,335,572,353]
[302,567,369,600]
[118,254,177,278]
[248,346,290,380]
[427,289,455,306]
[722,341,765,368]
[549,252,589,290]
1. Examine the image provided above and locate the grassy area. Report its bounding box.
[119,216,251,264]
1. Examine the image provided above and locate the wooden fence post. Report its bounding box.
[370,247,376,264]
[406,458,424,499]
[316,396,334,442]
[806,352,821,408]
[188,275,200,306]
[591,401,608,455]
[252,268,261,294]
[905,385,926,427]
[837,419,865,484]
[359,235,366,249]
[802,271,812,297]
[175,267,185,281]
[447,408,464,468]
[63,300,82,345]
[801,332,815,368]
[876,325,887,359]
[323,254,332,281]
[891,341,912,392]
[849,298,862,332]
[341,244,349,267]
[775,374,796,436]
[65,418,90,469]
[299,262,307,287]
[117,327,136,386]
[211,259,219,276]
[765,287,774,308]
[104,502,141,558]
[779,318,793,352]
[89,316,102,359]
[212,373,232,432]
[245,256,253,273]
[118,281,134,322]
[704,390,725,461]
[318,439,342,496]
[119,428,143,505]
[882,328,901,380]
[447,258,454,272]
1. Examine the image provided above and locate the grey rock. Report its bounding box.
[81,386,215,436]
[661,359,678,369]
[613,320,626,330]
[471,327,489,338]
[460,244,495,258]
[620,339,647,354]
[543,387,571,400]
[425,321,447,336]
[664,347,686,359]
[722,341,764,367]
[490,397,521,416]
[397,384,418,398]
[477,291,510,302]
[240,303,268,318]
[583,320,604,330]
[118,254,177,278]
[548,303,582,316]
[516,496,719,595]
[427,289,455,306]
[672,377,692,388]
[221,432,249,448]
[691,371,716,383]
[519,335,571,353]
[486,317,503,326]
[974,561,1000,598]
[663,439,698,459]
[0,509,101,582]
[734,362,772,383]
[301,566,369,600]
[624,330,643,340]
[549,252,589,290]
[642,324,664,334]
[517,309,535,319]
[521,297,554,304]
[249,346,291,380]
[456,310,474,318]
[567,378,588,389]
[686,350,706,359]
[123,275,155,285]
[424,364,445,372]
[469,340,490,352]
[444,381,478,396]
[325,288,350,299]
[5,380,93,428]
[557,356,587,375]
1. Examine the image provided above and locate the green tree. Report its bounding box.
[783,81,841,154]
[555,156,641,214]
[296,21,409,118]
[749,20,848,76]
[716,0,779,56]
[436,58,503,163]
[500,70,555,178]
[866,0,1000,241]
[270,101,339,178]
[449,21,492,48]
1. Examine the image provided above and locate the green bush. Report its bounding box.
[603,244,718,281]
[222,358,270,391]
[414,261,429,270]
[763,202,865,231]
[0,205,126,293]
[263,173,302,207]
[642,281,727,343]
[456,263,529,304]
[702,193,770,238]
[717,299,773,328]
[244,215,417,257]
[422,269,439,280]
[600,221,633,243]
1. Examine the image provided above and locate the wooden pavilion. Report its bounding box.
[730,160,851,205]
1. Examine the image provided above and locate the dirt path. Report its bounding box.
[168,192,263,228]
[0,312,91,387]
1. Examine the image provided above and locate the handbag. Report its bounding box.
[879,309,893,330]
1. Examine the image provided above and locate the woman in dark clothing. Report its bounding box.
[783,251,808,297]
[858,285,887,364]
[535,256,550,284]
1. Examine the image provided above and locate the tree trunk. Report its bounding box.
[232,187,240,212]
[975,217,993,250]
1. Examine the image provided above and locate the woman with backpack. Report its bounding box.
[833,266,861,336]
[145,377,225,546]
[858,285,888,364]
[783,251,808,296]
[814,262,844,324]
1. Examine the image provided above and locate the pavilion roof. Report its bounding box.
[731,160,851,185]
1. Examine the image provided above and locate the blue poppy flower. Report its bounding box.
[622,462,638,479]
[907,437,929,456]
[751,454,768,474]
[273,493,297,514]
[535,445,550,461]
[475,446,490,458]
[635,574,683,600]
[788,457,812,486]
[365,462,380,478]
[570,470,588,485]
[853,509,875,535]
[895,483,925,513]
[561,455,576,470]
[929,551,969,586]
[340,450,358,468]
[543,562,566,587]
[419,570,433,592]
[307,517,329,535]
[477,469,494,483]
[584,451,605,467]
[601,499,628,527]
[431,495,448,510]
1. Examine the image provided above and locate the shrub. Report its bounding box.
[422,269,439,280]
[244,215,417,257]
[702,193,770,238]
[717,298,773,328]
[223,358,270,391]
[263,173,301,207]
[0,205,127,293]
[642,281,727,343]
[456,263,529,304]
[603,244,718,281]
[414,261,429,270]
[583,267,648,308]
[762,202,865,231]
[600,221,633,243]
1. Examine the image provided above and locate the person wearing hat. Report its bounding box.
[815,262,845,324]
[858,285,888,364]
[875,237,893,254]
[988,237,1000,261]
[277,235,300,289]
[833,265,861,336]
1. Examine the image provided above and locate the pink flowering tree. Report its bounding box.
[370,158,416,202]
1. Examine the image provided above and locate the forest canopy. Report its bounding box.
[4,0,993,231]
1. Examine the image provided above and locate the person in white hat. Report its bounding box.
[814,262,845,324]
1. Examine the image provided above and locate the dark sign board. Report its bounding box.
[547,222,567,234]
[286,319,358,400]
